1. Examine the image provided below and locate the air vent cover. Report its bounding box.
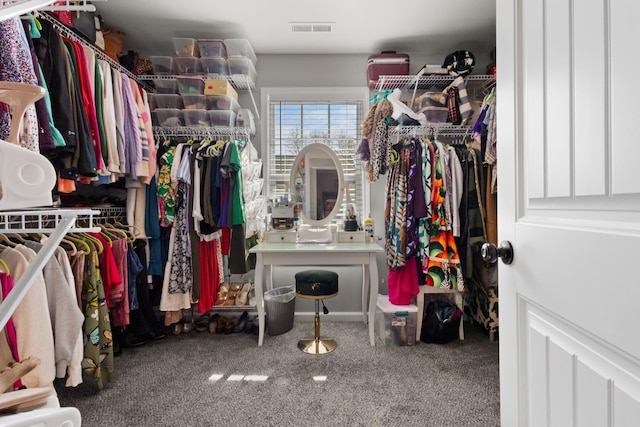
[290,22,334,33]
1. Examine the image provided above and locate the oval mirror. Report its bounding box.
[290,143,344,227]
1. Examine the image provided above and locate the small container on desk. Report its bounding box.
[374,294,418,346]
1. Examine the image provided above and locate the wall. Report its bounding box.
[233,51,489,320]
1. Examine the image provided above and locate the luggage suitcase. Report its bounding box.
[367,51,410,88]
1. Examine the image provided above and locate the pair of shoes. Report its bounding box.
[123,335,147,348]
[182,321,196,334]
[235,283,252,306]
[214,283,230,306]
[171,322,182,336]
[244,315,256,334]
[223,283,242,306]
[233,311,249,333]
[215,316,228,334]
[224,316,239,334]
[195,310,216,332]
[207,313,220,334]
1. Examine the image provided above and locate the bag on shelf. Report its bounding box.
[442,50,475,77]
[367,51,410,89]
[420,295,462,344]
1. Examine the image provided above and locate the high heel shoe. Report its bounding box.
[223,283,242,306]
[214,283,230,306]
[235,282,252,306]
[233,311,248,333]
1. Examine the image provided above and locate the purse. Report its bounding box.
[420,296,462,344]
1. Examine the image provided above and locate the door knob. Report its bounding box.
[481,241,514,265]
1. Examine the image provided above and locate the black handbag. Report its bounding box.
[420,297,462,344]
[71,11,97,44]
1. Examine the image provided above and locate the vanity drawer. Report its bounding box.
[265,230,297,243]
[337,231,366,243]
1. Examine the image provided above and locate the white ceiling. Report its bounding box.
[94,0,496,59]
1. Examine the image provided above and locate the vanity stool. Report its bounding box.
[295,270,339,354]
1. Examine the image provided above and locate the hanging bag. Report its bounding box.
[420,296,462,343]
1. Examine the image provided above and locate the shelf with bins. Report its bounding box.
[374,74,496,93]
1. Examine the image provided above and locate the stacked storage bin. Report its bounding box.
[224,38,258,85]
[149,37,248,128]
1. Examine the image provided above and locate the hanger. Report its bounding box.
[72,232,103,254]
[104,223,130,242]
[0,234,16,248]
[0,259,10,276]
[60,238,78,256]
[65,234,91,255]
[369,89,393,105]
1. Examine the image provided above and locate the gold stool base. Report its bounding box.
[298,338,337,354]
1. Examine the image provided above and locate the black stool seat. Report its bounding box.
[295,270,338,299]
[295,269,339,354]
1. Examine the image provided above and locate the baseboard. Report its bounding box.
[293,312,365,322]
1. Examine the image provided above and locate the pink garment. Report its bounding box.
[108,238,130,327]
[0,271,23,389]
[387,256,420,305]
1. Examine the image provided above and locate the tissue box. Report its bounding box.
[204,80,238,101]
[374,295,417,346]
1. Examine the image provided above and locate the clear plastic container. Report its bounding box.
[422,106,449,123]
[150,56,174,75]
[154,94,183,109]
[155,108,184,127]
[208,110,236,127]
[176,77,205,95]
[205,95,240,113]
[201,57,228,76]
[183,109,211,127]
[174,57,202,76]
[227,56,257,83]
[153,78,178,94]
[197,39,226,57]
[224,38,257,63]
[172,37,199,57]
[181,94,206,110]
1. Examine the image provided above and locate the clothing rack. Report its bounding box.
[91,206,126,224]
[0,0,103,21]
[393,125,474,142]
[0,208,100,331]
[35,10,151,91]
[153,126,251,140]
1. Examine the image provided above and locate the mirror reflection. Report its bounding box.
[290,143,344,227]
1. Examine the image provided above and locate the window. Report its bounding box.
[261,87,370,223]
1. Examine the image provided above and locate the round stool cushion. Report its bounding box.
[295,270,338,298]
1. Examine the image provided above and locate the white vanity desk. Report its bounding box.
[249,241,384,347]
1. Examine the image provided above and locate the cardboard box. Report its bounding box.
[204,80,238,101]
[374,294,418,346]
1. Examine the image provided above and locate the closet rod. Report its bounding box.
[35,11,149,90]
[393,125,474,138]
[153,126,251,139]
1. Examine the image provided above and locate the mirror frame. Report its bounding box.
[290,143,344,227]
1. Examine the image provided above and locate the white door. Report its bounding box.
[497,0,640,425]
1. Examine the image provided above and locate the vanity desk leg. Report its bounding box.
[368,252,378,346]
[362,264,369,324]
[254,253,266,347]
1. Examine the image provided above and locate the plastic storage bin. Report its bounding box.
[205,95,240,112]
[174,57,202,75]
[172,37,199,57]
[224,38,257,63]
[374,294,418,346]
[177,77,205,95]
[153,94,183,109]
[201,57,228,76]
[150,56,173,75]
[197,39,226,57]
[421,106,449,123]
[227,56,257,82]
[183,109,211,127]
[154,108,184,127]
[208,110,236,127]
[153,78,178,94]
[181,94,206,110]
[264,285,296,336]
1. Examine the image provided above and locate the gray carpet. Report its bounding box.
[55,320,500,427]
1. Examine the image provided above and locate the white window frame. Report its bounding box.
[260,87,371,224]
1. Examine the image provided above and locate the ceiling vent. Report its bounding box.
[290,22,334,33]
